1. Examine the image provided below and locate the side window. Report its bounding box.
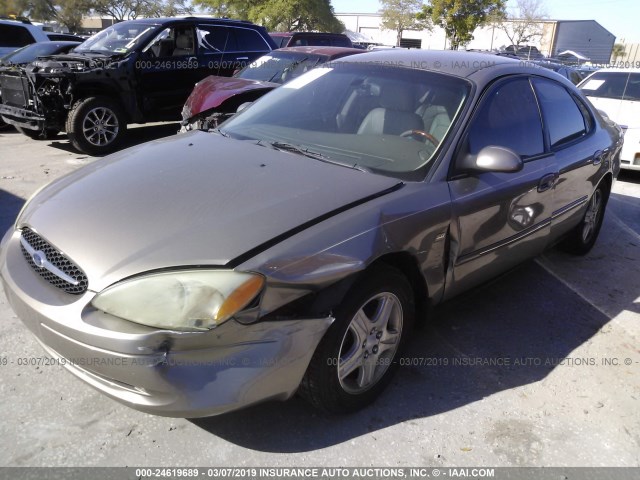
[533,78,588,148]
[0,25,35,47]
[146,27,195,57]
[465,78,544,159]
[235,28,268,51]
[197,26,236,52]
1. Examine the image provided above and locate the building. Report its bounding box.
[539,20,615,64]
[337,13,615,64]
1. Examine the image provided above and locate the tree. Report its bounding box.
[192,0,253,19]
[88,0,191,21]
[1,0,56,21]
[249,0,343,32]
[141,0,193,18]
[419,0,506,50]
[195,0,343,33]
[0,0,91,29]
[495,0,548,48]
[380,0,430,47]
[56,0,91,31]
[89,0,144,21]
[611,43,626,63]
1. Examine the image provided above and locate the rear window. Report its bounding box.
[0,24,35,48]
[235,28,269,51]
[580,72,640,101]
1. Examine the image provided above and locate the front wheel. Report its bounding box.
[66,96,126,155]
[559,184,607,255]
[299,266,415,413]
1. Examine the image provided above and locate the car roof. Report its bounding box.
[122,17,258,27]
[276,46,364,57]
[339,49,519,78]
[270,32,348,37]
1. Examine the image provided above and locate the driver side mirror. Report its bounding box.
[460,145,523,173]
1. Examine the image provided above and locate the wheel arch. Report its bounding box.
[598,172,613,202]
[368,252,430,325]
[71,86,132,122]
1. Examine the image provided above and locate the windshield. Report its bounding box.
[220,63,470,180]
[580,72,640,101]
[235,52,323,84]
[1,42,75,64]
[75,22,157,54]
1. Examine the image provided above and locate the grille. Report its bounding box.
[20,228,88,295]
[0,74,29,108]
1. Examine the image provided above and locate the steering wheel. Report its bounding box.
[401,129,439,147]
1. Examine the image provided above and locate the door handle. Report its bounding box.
[593,150,604,165]
[235,56,249,61]
[537,173,557,192]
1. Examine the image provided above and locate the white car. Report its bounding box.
[579,68,640,171]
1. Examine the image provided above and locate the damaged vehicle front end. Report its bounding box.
[0,53,126,140]
[0,18,275,153]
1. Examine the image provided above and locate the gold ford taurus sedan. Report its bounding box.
[0,50,622,417]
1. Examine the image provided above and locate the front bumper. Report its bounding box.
[620,127,640,171]
[0,229,333,417]
[0,104,44,131]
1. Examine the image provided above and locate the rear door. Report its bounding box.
[446,76,556,298]
[531,77,604,240]
[197,24,272,79]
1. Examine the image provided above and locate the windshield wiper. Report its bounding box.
[263,141,368,172]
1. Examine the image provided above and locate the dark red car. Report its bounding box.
[181,46,365,130]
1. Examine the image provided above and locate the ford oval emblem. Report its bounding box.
[32,251,47,268]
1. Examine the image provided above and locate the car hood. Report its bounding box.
[18,132,400,291]
[184,76,279,118]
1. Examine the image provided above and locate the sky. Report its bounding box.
[331,0,640,44]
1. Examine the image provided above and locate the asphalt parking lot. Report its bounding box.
[0,126,638,468]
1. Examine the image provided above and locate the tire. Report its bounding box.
[66,96,126,155]
[15,126,60,139]
[559,183,607,255]
[299,265,415,413]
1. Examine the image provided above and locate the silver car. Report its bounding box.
[0,50,622,417]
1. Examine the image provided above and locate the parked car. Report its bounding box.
[527,60,586,85]
[0,17,276,153]
[502,44,544,60]
[579,68,640,171]
[270,32,353,48]
[45,32,86,42]
[0,18,50,56]
[182,46,365,130]
[0,40,80,67]
[0,50,621,418]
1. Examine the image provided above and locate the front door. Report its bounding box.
[446,77,557,298]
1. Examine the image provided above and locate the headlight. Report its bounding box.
[91,270,264,331]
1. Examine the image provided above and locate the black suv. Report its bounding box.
[0,17,276,154]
